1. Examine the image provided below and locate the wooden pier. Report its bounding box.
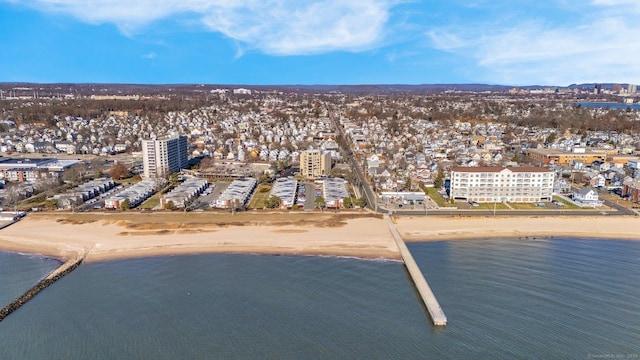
[385,215,447,326]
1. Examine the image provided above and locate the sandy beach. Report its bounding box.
[2,212,640,263]
[0,212,401,262]
[394,215,640,242]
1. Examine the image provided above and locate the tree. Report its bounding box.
[355,197,367,208]
[109,163,129,180]
[168,173,180,187]
[265,196,281,209]
[164,200,176,210]
[120,199,131,211]
[545,132,557,145]
[2,185,22,209]
[403,176,412,191]
[433,171,444,189]
[343,197,353,209]
[314,196,326,211]
[62,166,83,184]
[259,173,273,185]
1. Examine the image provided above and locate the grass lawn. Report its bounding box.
[139,193,161,210]
[248,185,272,209]
[424,187,455,207]
[471,202,510,210]
[509,203,543,210]
[552,196,583,210]
[117,176,142,184]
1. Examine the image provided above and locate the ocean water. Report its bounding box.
[0,251,61,306]
[1,238,639,359]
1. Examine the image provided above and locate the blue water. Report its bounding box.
[1,238,639,359]
[576,102,640,110]
[0,251,60,306]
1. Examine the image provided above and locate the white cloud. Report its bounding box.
[5,0,394,55]
[428,1,640,85]
[141,52,156,59]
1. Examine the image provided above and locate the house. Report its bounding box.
[590,174,606,188]
[553,178,572,194]
[572,187,602,207]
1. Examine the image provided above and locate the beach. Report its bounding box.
[2,213,640,262]
[0,212,401,262]
[394,215,640,242]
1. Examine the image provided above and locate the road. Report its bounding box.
[331,116,377,211]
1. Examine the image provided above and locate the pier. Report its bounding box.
[0,255,84,322]
[385,215,447,326]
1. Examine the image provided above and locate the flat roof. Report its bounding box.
[452,166,551,173]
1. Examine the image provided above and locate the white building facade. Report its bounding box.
[450,166,554,203]
[142,135,188,178]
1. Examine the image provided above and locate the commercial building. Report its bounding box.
[300,150,331,178]
[526,148,617,166]
[450,166,554,203]
[622,178,640,203]
[142,135,188,178]
[0,157,79,182]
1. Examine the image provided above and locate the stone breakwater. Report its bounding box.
[0,256,84,322]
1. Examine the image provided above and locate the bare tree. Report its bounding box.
[109,163,130,180]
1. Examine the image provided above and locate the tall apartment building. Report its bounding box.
[300,150,331,178]
[450,166,554,203]
[142,135,188,178]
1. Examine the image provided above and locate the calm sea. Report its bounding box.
[1,238,639,359]
[0,251,60,306]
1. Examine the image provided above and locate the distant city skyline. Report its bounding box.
[1,0,639,86]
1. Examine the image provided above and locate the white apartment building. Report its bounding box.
[450,166,554,203]
[142,135,188,178]
[300,150,331,178]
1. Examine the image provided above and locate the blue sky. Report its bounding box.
[1,0,638,85]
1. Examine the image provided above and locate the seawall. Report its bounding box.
[385,215,447,326]
[0,256,84,322]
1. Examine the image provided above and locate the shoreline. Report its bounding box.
[394,215,640,242]
[0,213,402,263]
[2,213,640,263]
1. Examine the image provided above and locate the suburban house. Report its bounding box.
[572,187,602,207]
